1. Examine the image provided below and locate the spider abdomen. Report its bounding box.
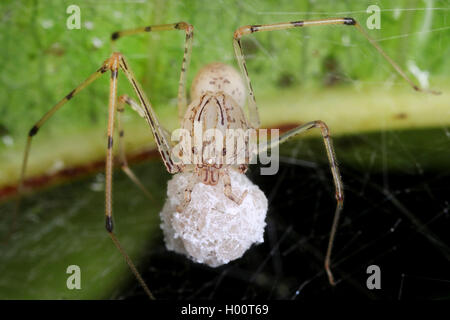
[190,62,247,107]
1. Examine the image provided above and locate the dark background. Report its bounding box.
[122,148,450,300]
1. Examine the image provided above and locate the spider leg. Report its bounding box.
[10,53,155,299]
[117,94,171,142]
[102,54,156,300]
[222,169,248,205]
[111,22,194,122]
[233,17,439,128]
[2,61,109,244]
[118,55,182,174]
[258,121,343,286]
[176,175,197,213]
[116,95,153,201]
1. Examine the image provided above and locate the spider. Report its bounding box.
[14,17,429,300]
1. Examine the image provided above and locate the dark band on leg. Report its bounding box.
[98,65,108,73]
[111,31,120,40]
[343,17,356,25]
[66,89,75,100]
[108,136,113,149]
[29,126,39,137]
[250,25,261,33]
[105,216,114,232]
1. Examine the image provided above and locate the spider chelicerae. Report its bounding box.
[14,17,431,299]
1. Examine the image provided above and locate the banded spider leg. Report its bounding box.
[234,17,439,128]
[255,121,343,285]
[235,17,435,285]
[13,21,195,299]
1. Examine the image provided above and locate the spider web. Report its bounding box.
[0,0,449,301]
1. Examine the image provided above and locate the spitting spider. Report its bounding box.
[15,18,431,299]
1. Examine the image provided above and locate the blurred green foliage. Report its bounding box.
[0,0,448,140]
